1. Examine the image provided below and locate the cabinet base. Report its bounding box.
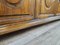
[0,16,60,35]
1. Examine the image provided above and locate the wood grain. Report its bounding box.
[0,0,34,25]
[36,0,59,18]
[0,0,33,15]
[57,2,60,14]
[6,0,20,4]
[0,0,60,35]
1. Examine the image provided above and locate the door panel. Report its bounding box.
[41,0,58,14]
[36,0,58,18]
[0,0,32,15]
[0,0,35,24]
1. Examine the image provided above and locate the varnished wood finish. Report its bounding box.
[0,16,60,35]
[0,0,35,24]
[7,0,20,4]
[41,0,58,14]
[57,1,60,14]
[36,0,59,18]
[0,0,33,15]
[0,0,60,35]
[0,16,33,25]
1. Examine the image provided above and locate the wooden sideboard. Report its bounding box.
[0,0,60,35]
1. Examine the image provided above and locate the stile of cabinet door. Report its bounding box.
[0,0,34,24]
[36,0,58,19]
[57,0,60,15]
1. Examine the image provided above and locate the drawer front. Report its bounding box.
[0,0,35,24]
[36,0,58,18]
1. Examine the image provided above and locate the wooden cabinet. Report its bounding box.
[0,0,60,35]
[36,0,59,18]
[0,0,35,24]
[0,0,60,24]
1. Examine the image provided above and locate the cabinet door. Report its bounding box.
[0,0,35,24]
[36,0,58,18]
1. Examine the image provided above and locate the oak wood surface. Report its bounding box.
[0,0,32,15]
[36,0,60,18]
[0,0,35,24]
[0,0,60,35]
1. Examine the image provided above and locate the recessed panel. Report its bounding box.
[0,0,35,24]
[41,0,58,14]
[0,0,33,15]
[36,0,58,19]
